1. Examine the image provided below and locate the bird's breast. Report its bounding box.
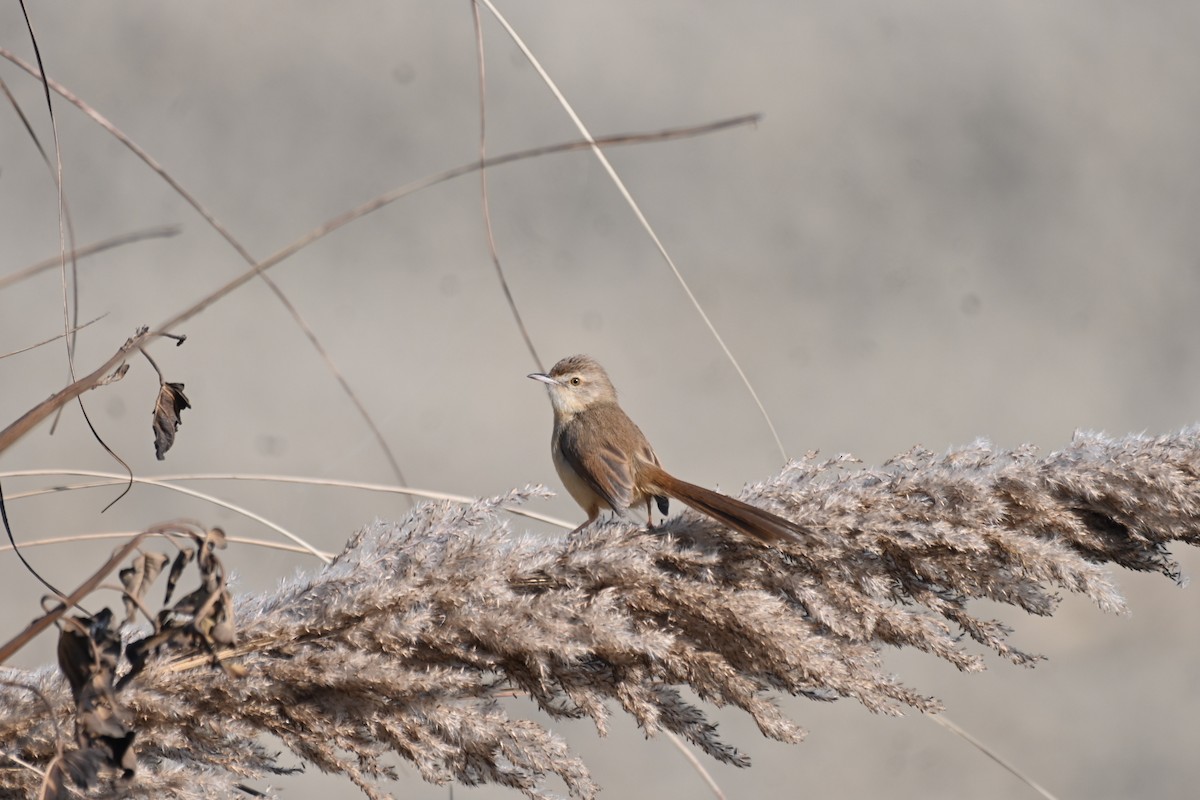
[552,434,612,513]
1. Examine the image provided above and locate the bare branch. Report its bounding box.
[0,328,150,458]
[0,227,180,291]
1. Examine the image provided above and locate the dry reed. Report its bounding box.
[2,428,1198,798]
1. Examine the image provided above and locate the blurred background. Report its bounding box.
[2,2,1199,797]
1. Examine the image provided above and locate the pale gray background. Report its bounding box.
[2,2,1199,798]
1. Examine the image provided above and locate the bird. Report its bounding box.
[528,354,806,546]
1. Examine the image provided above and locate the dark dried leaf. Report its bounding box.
[198,526,227,573]
[211,596,237,646]
[56,610,120,703]
[120,552,170,624]
[79,706,128,740]
[164,546,195,605]
[170,584,209,617]
[54,607,139,782]
[60,747,105,789]
[122,629,171,682]
[206,525,227,550]
[212,620,236,646]
[118,563,143,625]
[87,609,122,675]
[140,551,169,589]
[125,528,238,679]
[102,728,137,780]
[152,381,190,460]
[55,626,91,701]
[117,731,137,778]
[192,586,236,647]
[77,680,136,779]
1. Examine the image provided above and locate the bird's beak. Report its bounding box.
[528,372,559,386]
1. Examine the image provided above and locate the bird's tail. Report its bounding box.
[640,464,807,546]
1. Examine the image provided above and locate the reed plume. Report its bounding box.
[2,428,1199,798]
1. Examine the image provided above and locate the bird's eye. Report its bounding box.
[570,377,581,386]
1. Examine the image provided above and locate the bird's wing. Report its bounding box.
[557,406,645,513]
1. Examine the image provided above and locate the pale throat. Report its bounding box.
[548,390,590,419]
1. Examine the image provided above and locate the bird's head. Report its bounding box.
[528,354,618,418]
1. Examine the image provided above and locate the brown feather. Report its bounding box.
[638,463,807,546]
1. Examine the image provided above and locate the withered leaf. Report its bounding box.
[56,610,120,703]
[211,617,236,646]
[60,748,106,790]
[119,556,166,623]
[56,626,92,701]
[206,526,227,550]
[76,709,136,781]
[119,552,168,625]
[164,547,195,606]
[80,706,128,740]
[118,564,143,625]
[152,381,190,460]
[122,630,169,682]
[55,608,139,782]
[198,526,227,573]
[170,584,209,617]
[141,551,169,586]
[121,525,238,680]
[88,716,135,768]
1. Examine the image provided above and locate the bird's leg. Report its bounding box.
[569,507,601,535]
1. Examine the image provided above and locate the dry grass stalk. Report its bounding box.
[2,429,1199,798]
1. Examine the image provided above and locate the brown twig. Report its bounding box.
[469,0,544,373]
[0,315,106,360]
[0,226,181,291]
[148,115,760,338]
[0,328,150,458]
[0,532,149,665]
[0,47,413,495]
